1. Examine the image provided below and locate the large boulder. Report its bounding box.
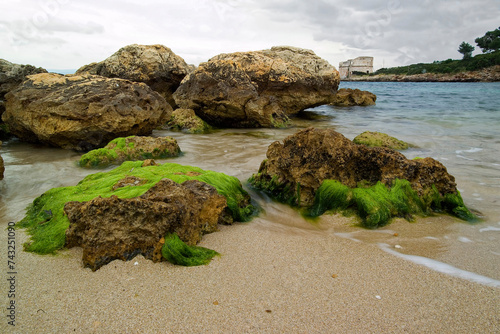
[65,178,228,270]
[79,136,181,167]
[0,59,47,116]
[173,46,340,128]
[76,44,190,107]
[250,128,473,226]
[2,73,172,150]
[330,88,376,106]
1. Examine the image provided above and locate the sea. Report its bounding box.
[1,81,499,285]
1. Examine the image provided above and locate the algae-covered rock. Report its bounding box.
[3,73,171,150]
[330,88,376,106]
[250,127,475,227]
[65,178,226,270]
[173,46,339,128]
[79,136,181,168]
[166,108,213,133]
[18,161,255,258]
[353,131,412,150]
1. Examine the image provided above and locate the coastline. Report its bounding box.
[342,65,500,82]
[1,211,499,333]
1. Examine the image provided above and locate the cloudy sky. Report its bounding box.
[1,0,499,71]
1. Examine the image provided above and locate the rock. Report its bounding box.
[64,178,227,270]
[166,108,212,133]
[79,136,181,167]
[250,128,472,226]
[0,154,3,181]
[353,131,411,150]
[330,88,376,106]
[2,73,171,150]
[1,59,47,114]
[76,44,190,107]
[173,46,340,128]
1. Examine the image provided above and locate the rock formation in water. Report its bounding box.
[353,131,411,150]
[165,108,212,133]
[76,44,190,107]
[79,136,181,167]
[65,178,228,270]
[330,88,376,106]
[173,46,340,128]
[0,59,47,118]
[2,73,171,151]
[0,141,4,181]
[250,128,473,226]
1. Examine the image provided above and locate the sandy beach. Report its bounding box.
[2,205,499,334]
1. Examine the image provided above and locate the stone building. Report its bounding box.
[339,56,373,79]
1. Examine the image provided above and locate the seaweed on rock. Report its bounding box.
[161,233,219,266]
[19,161,256,254]
[308,179,475,228]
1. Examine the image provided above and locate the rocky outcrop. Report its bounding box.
[173,46,340,128]
[353,131,412,150]
[65,178,228,270]
[2,73,171,151]
[165,108,212,133]
[76,44,190,107]
[0,141,3,181]
[79,136,181,167]
[250,128,457,207]
[345,65,500,82]
[0,59,47,116]
[330,88,376,106]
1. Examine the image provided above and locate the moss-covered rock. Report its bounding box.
[353,131,413,150]
[250,127,476,228]
[18,161,256,256]
[79,136,181,167]
[166,108,213,133]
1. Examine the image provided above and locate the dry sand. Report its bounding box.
[1,209,499,334]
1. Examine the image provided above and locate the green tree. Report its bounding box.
[475,27,500,53]
[458,42,475,59]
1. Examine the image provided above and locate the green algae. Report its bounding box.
[161,233,219,266]
[18,161,256,255]
[353,131,412,150]
[79,136,179,168]
[248,174,300,206]
[309,179,476,228]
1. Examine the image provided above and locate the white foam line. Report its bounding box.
[378,243,500,288]
[479,226,500,232]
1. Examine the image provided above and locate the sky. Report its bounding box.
[1,0,499,72]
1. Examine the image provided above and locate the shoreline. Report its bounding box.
[342,65,500,82]
[1,209,499,333]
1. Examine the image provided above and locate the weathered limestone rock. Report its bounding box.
[64,178,228,270]
[76,44,190,107]
[166,108,212,133]
[251,128,457,207]
[79,136,181,167]
[2,73,172,151]
[353,131,411,150]
[173,46,340,128]
[0,59,47,116]
[330,88,376,106]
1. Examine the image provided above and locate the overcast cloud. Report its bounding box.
[1,0,498,71]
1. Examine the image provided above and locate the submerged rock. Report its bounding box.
[76,44,190,107]
[79,136,181,168]
[353,131,412,150]
[330,88,376,106]
[2,73,171,150]
[173,46,340,128]
[65,178,227,270]
[166,108,212,133]
[250,127,474,227]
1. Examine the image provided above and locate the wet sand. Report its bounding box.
[1,212,499,333]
